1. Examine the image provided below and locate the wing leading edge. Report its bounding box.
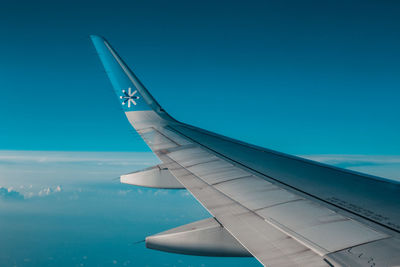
[90,36,400,266]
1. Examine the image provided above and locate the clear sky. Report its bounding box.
[1,1,400,266]
[1,0,400,154]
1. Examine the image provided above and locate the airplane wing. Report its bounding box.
[90,35,400,267]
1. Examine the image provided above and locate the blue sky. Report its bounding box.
[1,0,400,154]
[1,0,400,266]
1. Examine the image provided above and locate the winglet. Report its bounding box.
[90,35,171,117]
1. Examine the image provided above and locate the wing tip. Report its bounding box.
[89,35,111,47]
[89,34,103,40]
[89,35,176,122]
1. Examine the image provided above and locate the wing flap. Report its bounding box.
[258,200,387,253]
[159,151,327,266]
[158,145,388,259]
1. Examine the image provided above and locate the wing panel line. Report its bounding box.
[166,125,400,235]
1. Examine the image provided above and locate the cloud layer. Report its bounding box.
[0,187,24,200]
[0,150,399,201]
[0,150,158,166]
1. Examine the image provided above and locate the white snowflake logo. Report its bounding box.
[120,87,139,108]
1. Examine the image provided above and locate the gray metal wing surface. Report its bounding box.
[90,35,400,267]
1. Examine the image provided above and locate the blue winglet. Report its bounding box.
[90,35,158,112]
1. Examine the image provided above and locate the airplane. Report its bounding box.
[90,35,400,266]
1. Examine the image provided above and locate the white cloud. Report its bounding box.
[0,187,24,200]
[117,190,132,196]
[299,154,400,181]
[0,150,158,166]
[37,185,63,197]
[0,150,160,196]
[0,185,63,200]
[1,151,399,199]
[180,191,190,197]
[300,154,400,165]
[153,190,168,196]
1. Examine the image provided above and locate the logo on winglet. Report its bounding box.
[120,87,139,108]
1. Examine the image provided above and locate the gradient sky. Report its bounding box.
[1,1,400,266]
[1,0,400,154]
